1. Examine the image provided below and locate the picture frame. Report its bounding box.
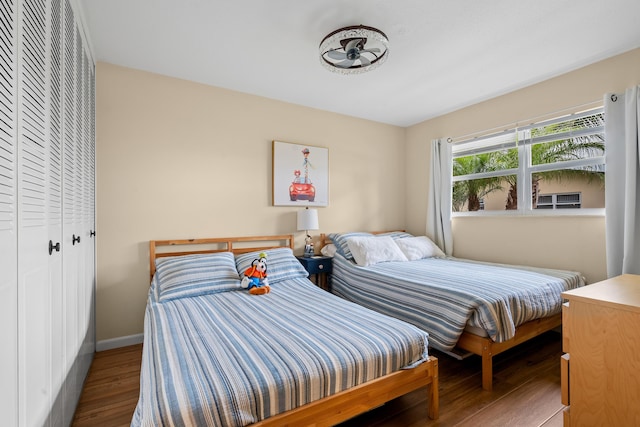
[272,140,329,207]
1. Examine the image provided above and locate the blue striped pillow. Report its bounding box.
[328,232,373,261]
[377,231,414,240]
[235,248,308,284]
[155,252,241,302]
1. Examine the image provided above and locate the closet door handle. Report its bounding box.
[89,230,96,237]
[49,240,61,255]
[72,234,81,245]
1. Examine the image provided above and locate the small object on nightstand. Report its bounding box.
[303,237,315,258]
[296,255,332,291]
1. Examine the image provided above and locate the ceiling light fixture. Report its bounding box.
[319,25,389,75]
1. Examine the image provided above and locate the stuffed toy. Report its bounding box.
[241,252,270,295]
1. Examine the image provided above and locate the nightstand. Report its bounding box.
[296,256,332,291]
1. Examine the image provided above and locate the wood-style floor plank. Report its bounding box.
[542,409,565,427]
[72,332,565,426]
[72,344,143,427]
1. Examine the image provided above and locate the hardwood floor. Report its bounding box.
[72,331,565,427]
[72,344,144,427]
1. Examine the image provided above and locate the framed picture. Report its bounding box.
[272,140,329,207]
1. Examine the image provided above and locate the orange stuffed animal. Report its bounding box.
[241,252,270,295]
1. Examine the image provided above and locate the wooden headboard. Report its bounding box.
[149,234,294,281]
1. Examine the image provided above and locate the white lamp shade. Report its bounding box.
[297,208,319,231]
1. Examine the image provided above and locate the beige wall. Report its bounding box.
[406,47,640,284]
[96,63,406,341]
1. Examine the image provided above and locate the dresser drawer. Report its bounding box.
[563,407,571,426]
[560,353,570,406]
[562,302,569,353]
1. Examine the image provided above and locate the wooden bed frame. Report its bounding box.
[149,234,439,425]
[320,232,562,392]
[456,313,561,391]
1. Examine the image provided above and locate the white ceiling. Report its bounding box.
[80,0,640,127]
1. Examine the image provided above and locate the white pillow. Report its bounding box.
[394,236,445,261]
[320,243,337,257]
[346,236,408,267]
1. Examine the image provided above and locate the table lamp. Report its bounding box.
[297,207,319,257]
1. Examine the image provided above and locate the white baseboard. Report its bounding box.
[96,333,144,352]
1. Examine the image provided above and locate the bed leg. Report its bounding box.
[482,344,493,391]
[427,357,439,419]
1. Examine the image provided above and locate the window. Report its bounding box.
[451,108,604,215]
[536,192,581,209]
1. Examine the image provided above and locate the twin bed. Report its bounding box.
[132,235,439,427]
[321,231,585,391]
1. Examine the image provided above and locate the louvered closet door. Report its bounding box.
[59,2,95,418]
[0,1,19,426]
[16,0,54,425]
[48,0,65,424]
[3,0,94,425]
[77,46,95,378]
[73,27,85,356]
[61,0,81,418]
[86,61,96,352]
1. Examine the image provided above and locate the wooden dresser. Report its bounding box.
[561,274,640,426]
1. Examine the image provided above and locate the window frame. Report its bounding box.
[451,107,605,217]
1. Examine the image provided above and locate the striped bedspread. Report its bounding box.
[331,255,585,352]
[131,276,429,427]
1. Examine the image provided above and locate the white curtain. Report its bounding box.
[604,85,640,277]
[427,138,453,255]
